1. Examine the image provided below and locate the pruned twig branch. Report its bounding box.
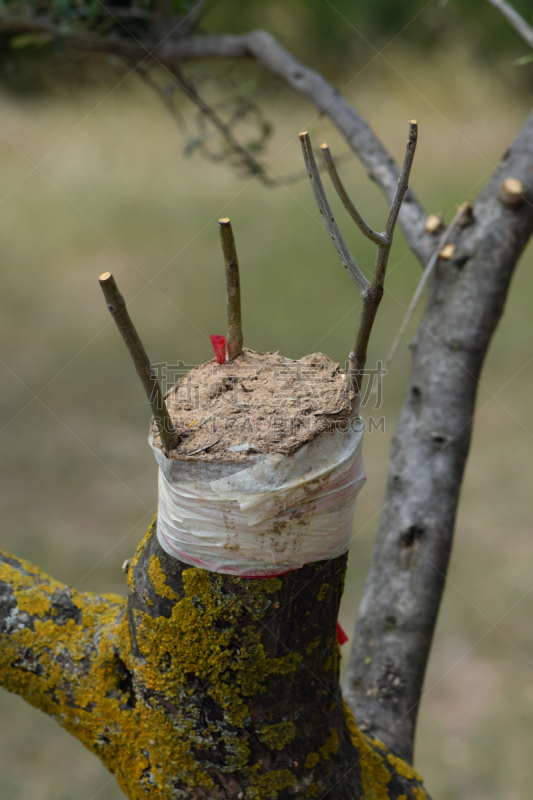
[320,145,387,247]
[99,272,179,455]
[486,0,533,49]
[300,121,418,399]
[299,132,369,296]
[349,120,417,396]
[218,217,244,361]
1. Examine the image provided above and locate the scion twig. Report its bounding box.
[218,218,243,360]
[301,121,417,401]
[320,145,387,247]
[299,132,369,295]
[99,272,179,455]
[350,120,417,397]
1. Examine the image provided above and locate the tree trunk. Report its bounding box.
[345,110,533,763]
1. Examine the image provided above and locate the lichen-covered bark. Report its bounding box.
[0,521,429,800]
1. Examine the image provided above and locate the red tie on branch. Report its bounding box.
[210,335,227,364]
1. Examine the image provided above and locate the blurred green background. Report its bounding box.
[1,2,533,798]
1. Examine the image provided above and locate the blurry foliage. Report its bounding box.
[1,0,533,93]
[204,0,533,60]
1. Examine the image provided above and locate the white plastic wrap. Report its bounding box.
[150,421,366,578]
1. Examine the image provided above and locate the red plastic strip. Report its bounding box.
[210,334,226,364]
[336,621,349,645]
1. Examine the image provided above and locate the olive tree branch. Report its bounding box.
[345,109,533,763]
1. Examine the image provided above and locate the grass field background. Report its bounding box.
[0,43,532,800]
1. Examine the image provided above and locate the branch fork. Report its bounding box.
[299,120,418,398]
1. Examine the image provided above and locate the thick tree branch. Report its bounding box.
[0,529,430,799]
[344,108,533,763]
[486,0,533,49]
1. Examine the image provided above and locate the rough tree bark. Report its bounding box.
[1,2,533,797]
[0,524,429,799]
[345,110,533,762]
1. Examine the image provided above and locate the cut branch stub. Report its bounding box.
[218,217,243,361]
[99,272,179,455]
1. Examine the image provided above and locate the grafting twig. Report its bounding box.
[349,121,417,396]
[218,218,244,361]
[99,272,179,455]
[299,132,369,296]
[320,145,387,247]
[301,121,418,399]
[486,0,533,49]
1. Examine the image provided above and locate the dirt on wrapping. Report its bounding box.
[152,349,355,462]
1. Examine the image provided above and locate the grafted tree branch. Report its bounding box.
[1,4,532,787]
[0,527,430,799]
[345,108,533,763]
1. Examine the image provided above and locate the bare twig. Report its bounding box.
[486,0,533,48]
[184,436,221,456]
[136,66,188,134]
[349,120,417,396]
[320,144,387,247]
[383,205,465,370]
[218,218,244,361]
[99,272,179,455]
[165,63,274,183]
[301,122,417,398]
[299,132,369,295]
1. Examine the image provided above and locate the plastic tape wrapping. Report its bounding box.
[150,421,366,577]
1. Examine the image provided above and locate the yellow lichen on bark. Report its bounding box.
[148,554,176,600]
[0,544,303,799]
[0,533,431,800]
[343,703,430,800]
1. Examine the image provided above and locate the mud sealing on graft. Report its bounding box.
[152,349,355,462]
